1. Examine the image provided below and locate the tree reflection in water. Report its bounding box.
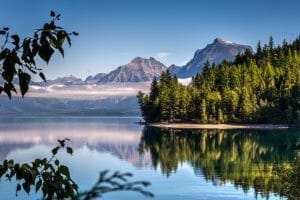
[138,127,300,199]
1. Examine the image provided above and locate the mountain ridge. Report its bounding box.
[30,38,252,85]
[99,57,167,83]
[172,38,253,78]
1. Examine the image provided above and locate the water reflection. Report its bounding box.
[0,117,151,167]
[139,127,300,199]
[0,117,298,199]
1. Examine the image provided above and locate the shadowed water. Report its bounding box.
[0,116,298,200]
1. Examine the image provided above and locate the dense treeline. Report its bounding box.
[137,37,300,123]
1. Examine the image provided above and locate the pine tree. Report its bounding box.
[200,99,208,123]
[256,41,263,61]
[238,87,253,121]
[268,36,274,52]
[149,77,159,101]
[217,108,224,123]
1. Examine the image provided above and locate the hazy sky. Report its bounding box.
[1,0,300,79]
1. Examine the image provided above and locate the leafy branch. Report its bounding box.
[0,11,78,98]
[0,138,78,200]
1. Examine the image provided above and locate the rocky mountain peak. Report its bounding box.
[174,38,253,78]
[213,37,233,45]
[131,57,144,63]
[99,57,167,83]
[130,57,160,64]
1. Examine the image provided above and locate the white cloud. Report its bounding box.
[27,82,151,100]
[155,52,171,60]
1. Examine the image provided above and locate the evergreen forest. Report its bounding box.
[137,37,300,124]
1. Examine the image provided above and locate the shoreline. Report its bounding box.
[149,123,289,130]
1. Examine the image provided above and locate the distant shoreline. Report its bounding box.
[149,123,289,130]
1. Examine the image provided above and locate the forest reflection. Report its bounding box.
[139,127,300,199]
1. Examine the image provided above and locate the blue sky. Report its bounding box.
[1,0,300,79]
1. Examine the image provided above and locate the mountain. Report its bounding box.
[10,39,252,87]
[85,73,106,84]
[173,38,253,78]
[33,75,85,86]
[99,57,167,83]
[168,64,181,75]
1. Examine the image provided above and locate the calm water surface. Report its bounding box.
[0,116,298,200]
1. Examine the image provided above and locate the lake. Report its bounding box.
[0,116,299,200]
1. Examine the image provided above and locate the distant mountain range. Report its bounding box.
[31,38,252,86]
[85,73,106,84]
[33,75,85,86]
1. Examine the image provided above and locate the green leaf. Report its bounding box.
[66,147,73,155]
[30,169,38,179]
[39,72,46,82]
[0,30,6,35]
[36,179,42,192]
[16,183,21,191]
[54,159,60,166]
[10,83,17,93]
[57,30,66,46]
[57,139,65,147]
[0,48,10,60]
[22,39,31,60]
[7,160,14,168]
[49,21,56,29]
[38,42,54,63]
[58,46,64,57]
[11,35,20,42]
[18,72,31,97]
[16,183,21,196]
[22,182,30,194]
[66,34,71,47]
[21,163,31,171]
[59,165,70,178]
[3,83,12,99]
[0,86,3,94]
[50,11,56,17]
[43,23,50,31]
[51,146,59,155]
[11,35,20,48]
[2,70,14,83]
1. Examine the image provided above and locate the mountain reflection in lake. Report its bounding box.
[0,117,298,200]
